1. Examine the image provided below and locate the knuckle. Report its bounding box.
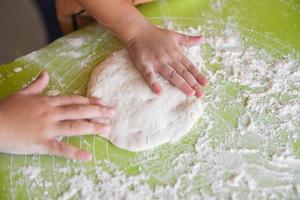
[37,124,50,135]
[74,105,84,113]
[186,63,195,71]
[181,68,189,76]
[128,40,139,49]
[40,109,53,120]
[69,95,77,102]
[40,96,49,105]
[137,62,148,71]
[155,54,163,61]
[191,83,200,89]
[168,69,177,79]
[68,121,77,133]
[100,107,109,114]
[93,123,102,132]
[156,54,168,63]
[70,95,85,103]
[144,71,153,80]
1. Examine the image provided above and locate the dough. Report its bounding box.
[87,49,203,151]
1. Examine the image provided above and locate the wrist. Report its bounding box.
[117,16,152,43]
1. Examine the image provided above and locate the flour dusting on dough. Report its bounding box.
[87,49,203,151]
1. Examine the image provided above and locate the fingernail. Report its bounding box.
[90,97,104,105]
[202,79,208,86]
[101,119,111,124]
[195,90,203,98]
[108,108,116,116]
[77,151,93,161]
[152,82,163,95]
[38,70,46,78]
[183,85,195,96]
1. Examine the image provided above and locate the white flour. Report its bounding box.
[13,67,22,73]
[66,37,86,48]
[15,24,300,200]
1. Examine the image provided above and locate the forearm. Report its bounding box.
[77,0,151,42]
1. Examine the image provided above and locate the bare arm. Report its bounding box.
[76,0,150,42]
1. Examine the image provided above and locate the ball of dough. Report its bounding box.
[87,49,203,151]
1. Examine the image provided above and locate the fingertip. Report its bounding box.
[89,97,105,105]
[190,36,204,46]
[76,150,93,161]
[182,84,195,96]
[192,35,204,40]
[39,70,49,80]
[180,35,205,47]
[192,85,203,98]
[197,35,205,42]
[107,108,116,117]
[39,70,46,76]
[152,82,163,95]
[197,75,208,86]
[97,124,111,135]
[195,90,203,98]
[201,78,209,86]
[90,118,111,124]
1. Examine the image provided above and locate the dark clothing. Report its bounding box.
[33,0,63,43]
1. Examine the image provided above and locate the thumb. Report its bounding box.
[177,33,204,47]
[19,71,49,95]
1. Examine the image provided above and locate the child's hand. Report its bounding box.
[126,24,208,97]
[0,71,115,161]
[75,0,207,97]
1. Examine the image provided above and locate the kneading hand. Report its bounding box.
[0,71,115,161]
[126,23,208,97]
[74,0,207,97]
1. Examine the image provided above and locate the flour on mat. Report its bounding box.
[46,89,61,96]
[66,37,86,48]
[13,67,22,73]
[60,51,83,58]
[15,24,300,200]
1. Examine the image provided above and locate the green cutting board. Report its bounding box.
[1,0,300,199]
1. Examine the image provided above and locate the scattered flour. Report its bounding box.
[60,51,83,58]
[46,89,61,96]
[67,37,86,48]
[13,67,22,73]
[14,24,300,200]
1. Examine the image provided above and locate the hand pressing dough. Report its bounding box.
[87,49,203,151]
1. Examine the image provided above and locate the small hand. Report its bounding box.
[0,71,115,161]
[126,24,208,97]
